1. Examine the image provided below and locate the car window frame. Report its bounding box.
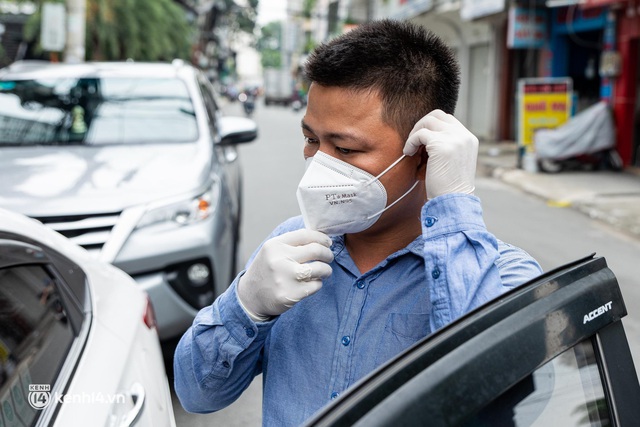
[0,236,92,426]
[196,73,221,143]
[305,255,640,427]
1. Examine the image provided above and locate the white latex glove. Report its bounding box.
[237,229,334,321]
[403,109,478,200]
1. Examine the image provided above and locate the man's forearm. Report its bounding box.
[173,280,271,413]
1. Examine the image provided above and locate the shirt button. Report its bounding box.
[432,267,440,279]
[245,327,255,338]
[222,361,230,368]
[424,216,438,227]
[331,392,340,399]
[356,280,365,289]
[341,336,351,346]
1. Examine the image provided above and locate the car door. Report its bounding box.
[306,255,640,427]
[0,235,89,427]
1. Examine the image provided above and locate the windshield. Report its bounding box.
[0,77,199,146]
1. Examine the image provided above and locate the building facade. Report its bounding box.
[324,0,640,166]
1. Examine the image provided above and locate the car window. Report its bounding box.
[463,339,609,427]
[304,256,640,427]
[0,264,75,425]
[198,78,220,136]
[0,77,198,145]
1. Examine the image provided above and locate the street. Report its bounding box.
[171,101,640,426]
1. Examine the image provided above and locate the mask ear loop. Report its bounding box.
[364,154,407,186]
[366,180,419,220]
[362,154,419,220]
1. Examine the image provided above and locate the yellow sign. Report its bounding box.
[518,78,573,151]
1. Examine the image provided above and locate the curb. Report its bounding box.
[481,159,640,241]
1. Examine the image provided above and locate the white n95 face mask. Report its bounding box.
[296,151,418,236]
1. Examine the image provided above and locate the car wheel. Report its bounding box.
[606,149,623,171]
[538,159,563,173]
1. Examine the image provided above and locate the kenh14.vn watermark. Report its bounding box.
[28,384,126,410]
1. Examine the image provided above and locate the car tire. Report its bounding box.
[538,159,563,173]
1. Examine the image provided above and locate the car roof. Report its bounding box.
[0,59,197,81]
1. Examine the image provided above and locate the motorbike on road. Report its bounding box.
[239,92,256,117]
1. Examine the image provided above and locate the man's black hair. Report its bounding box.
[304,19,460,140]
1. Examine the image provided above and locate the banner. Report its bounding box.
[517,78,573,150]
[388,0,433,20]
[507,6,546,49]
[461,0,506,21]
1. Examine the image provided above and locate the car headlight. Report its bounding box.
[136,182,220,229]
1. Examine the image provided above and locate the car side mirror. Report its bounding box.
[218,116,257,145]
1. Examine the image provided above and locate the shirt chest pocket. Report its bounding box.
[374,312,430,367]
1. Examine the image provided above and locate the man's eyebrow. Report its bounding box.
[301,119,313,133]
[301,119,370,145]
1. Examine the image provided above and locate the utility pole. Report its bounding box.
[64,0,86,63]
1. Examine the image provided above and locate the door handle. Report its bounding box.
[119,382,145,427]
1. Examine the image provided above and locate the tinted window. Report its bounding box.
[464,339,610,427]
[0,265,75,425]
[0,77,198,145]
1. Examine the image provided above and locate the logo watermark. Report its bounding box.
[27,384,50,410]
[27,384,126,410]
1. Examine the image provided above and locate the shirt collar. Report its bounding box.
[330,234,424,277]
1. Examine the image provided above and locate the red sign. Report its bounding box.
[581,0,628,8]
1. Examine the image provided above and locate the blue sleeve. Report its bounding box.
[173,217,304,413]
[422,194,540,332]
[173,278,275,413]
[496,240,543,289]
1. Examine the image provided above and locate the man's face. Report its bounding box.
[301,83,425,233]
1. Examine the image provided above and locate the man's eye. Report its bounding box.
[304,137,318,144]
[336,147,352,154]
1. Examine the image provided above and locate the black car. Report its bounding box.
[307,254,640,426]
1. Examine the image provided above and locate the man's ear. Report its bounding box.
[415,145,428,181]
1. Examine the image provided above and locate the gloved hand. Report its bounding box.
[403,109,478,200]
[237,229,334,321]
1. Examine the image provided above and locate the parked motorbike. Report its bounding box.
[534,101,623,173]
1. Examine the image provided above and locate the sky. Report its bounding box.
[257,0,287,25]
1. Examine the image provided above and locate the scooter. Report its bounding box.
[534,101,623,173]
[238,92,256,117]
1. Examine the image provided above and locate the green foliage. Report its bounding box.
[23,0,193,61]
[303,38,316,54]
[257,21,282,68]
[222,0,259,36]
[260,49,281,68]
[302,0,316,18]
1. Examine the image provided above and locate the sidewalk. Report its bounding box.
[477,141,640,240]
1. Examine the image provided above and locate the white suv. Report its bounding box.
[0,60,257,340]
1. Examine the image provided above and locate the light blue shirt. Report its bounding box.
[174,194,542,426]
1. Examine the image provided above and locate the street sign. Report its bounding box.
[41,3,66,52]
[507,6,546,49]
[517,77,573,151]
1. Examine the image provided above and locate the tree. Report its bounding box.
[222,0,259,36]
[257,21,282,69]
[23,0,193,61]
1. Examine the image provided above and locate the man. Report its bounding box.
[174,19,542,425]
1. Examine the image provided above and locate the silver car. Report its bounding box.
[0,60,257,340]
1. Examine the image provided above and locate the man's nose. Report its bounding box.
[303,144,320,159]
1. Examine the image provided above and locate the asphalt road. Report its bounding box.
[171,101,640,426]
